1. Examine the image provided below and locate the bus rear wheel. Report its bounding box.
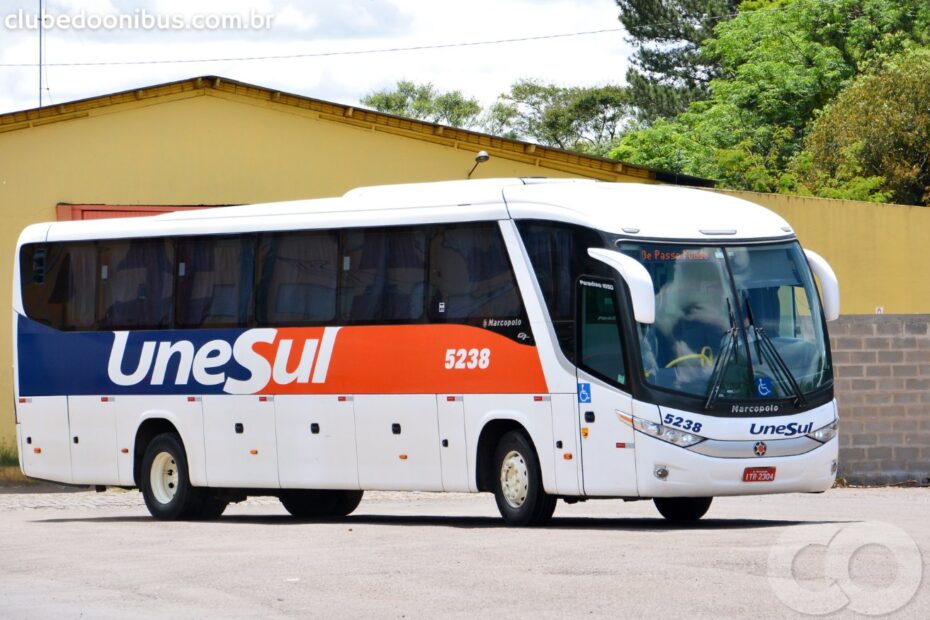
[492,430,556,526]
[653,497,713,522]
[279,490,364,519]
[140,433,212,520]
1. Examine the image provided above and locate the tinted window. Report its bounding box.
[518,221,611,359]
[98,239,175,329]
[257,231,338,326]
[578,279,626,385]
[177,235,255,328]
[20,243,97,330]
[428,224,521,320]
[340,228,426,323]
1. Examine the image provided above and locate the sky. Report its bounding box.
[0,0,633,115]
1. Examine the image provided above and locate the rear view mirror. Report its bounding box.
[587,248,655,324]
[803,249,840,321]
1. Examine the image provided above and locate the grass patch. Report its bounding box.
[0,439,19,467]
[0,466,28,483]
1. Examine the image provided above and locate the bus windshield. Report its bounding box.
[618,241,832,404]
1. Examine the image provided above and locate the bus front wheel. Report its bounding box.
[653,497,713,522]
[492,430,556,526]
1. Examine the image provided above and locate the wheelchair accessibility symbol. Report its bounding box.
[756,377,773,397]
[578,383,592,404]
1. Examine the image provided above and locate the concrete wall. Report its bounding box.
[832,315,930,484]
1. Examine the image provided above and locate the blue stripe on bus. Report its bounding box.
[17,314,250,396]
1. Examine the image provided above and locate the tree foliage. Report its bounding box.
[360,80,482,129]
[361,80,631,157]
[485,81,631,156]
[616,0,740,122]
[612,0,930,198]
[799,48,930,205]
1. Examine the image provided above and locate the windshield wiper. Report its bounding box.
[704,298,739,410]
[744,296,807,407]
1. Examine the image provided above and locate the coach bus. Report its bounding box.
[12,178,840,525]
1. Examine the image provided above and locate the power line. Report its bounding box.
[0,28,624,68]
[0,1,801,70]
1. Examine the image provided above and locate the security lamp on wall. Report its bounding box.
[467,151,490,179]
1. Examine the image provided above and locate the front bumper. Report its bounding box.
[635,432,838,497]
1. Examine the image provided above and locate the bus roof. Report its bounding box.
[26,178,793,245]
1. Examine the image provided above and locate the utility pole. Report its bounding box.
[38,0,43,108]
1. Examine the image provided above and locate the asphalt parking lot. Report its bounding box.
[1,486,927,619]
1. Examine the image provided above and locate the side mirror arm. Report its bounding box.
[587,248,656,324]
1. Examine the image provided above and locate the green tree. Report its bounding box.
[361,81,482,129]
[616,0,740,122]
[613,0,930,193]
[799,49,930,205]
[485,81,631,156]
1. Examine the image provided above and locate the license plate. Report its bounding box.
[743,467,776,482]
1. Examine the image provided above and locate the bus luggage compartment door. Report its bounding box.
[276,395,360,490]
[203,395,280,488]
[68,395,120,485]
[437,394,469,492]
[355,394,443,491]
[17,396,72,484]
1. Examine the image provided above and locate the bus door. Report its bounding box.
[576,278,638,497]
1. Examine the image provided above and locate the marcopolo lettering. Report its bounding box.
[731,404,781,415]
[749,421,814,437]
[107,327,339,394]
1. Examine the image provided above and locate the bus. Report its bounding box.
[12,178,840,525]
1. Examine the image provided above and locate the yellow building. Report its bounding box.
[0,75,708,445]
[1,75,928,447]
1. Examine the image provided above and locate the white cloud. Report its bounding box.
[0,0,631,114]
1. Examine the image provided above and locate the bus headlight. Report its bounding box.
[807,419,838,443]
[623,414,706,448]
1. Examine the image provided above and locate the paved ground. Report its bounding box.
[0,487,927,619]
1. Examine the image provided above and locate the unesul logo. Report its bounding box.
[107,328,339,394]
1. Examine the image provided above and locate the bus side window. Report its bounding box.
[20,242,97,330]
[517,221,613,361]
[256,231,337,326]
[177,235,255,328]
[428,224,521,320]
[340,228,427,324]
[578,281,626,385]
[98,239,175,330]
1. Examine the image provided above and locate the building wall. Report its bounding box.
[831,315,930,484]
[718,190,930,315]
[0,89,645,443]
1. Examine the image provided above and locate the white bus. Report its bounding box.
[13,178,840,525]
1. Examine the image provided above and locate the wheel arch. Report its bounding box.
[475,418,544,493]
[132,417,182,486]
